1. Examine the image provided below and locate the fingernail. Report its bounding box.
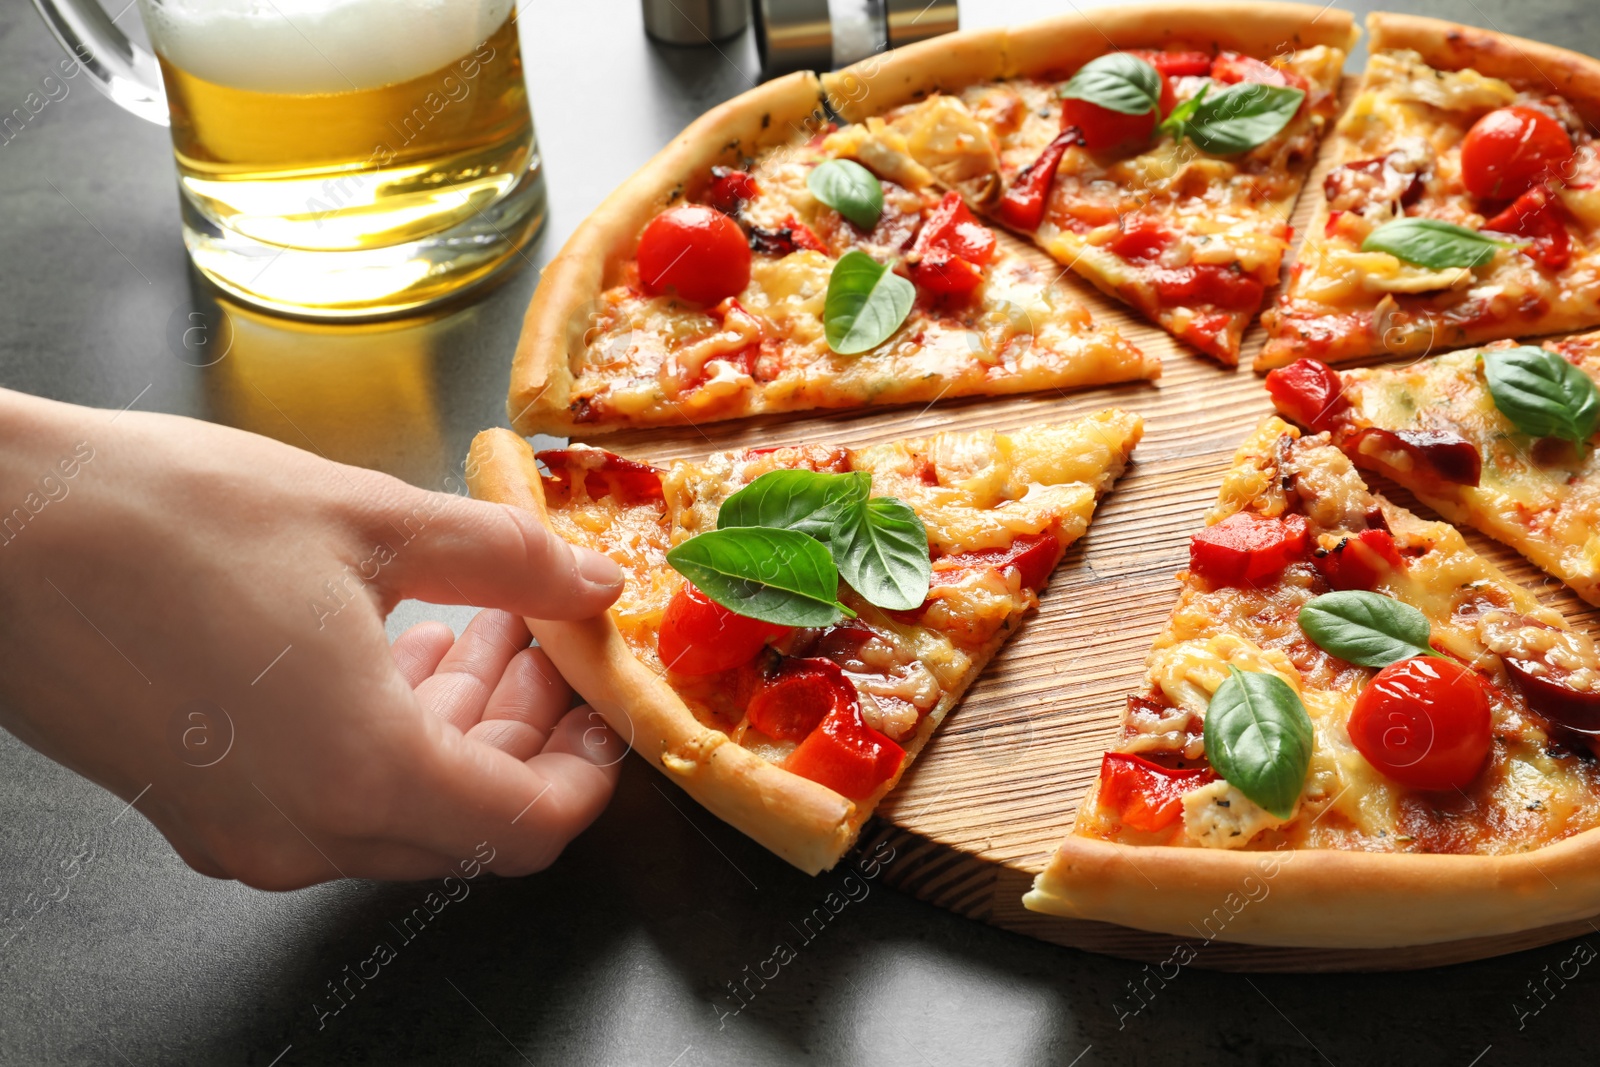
[573,545,623,589]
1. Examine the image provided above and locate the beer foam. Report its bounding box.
[139,0,515,95]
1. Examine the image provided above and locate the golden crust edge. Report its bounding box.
[508,72,829,438]
[467,427,858,874]
[822,1,1358,121]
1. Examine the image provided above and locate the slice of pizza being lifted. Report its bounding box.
[1258,14,1600,370]
[1267,329,1600,606]
[467,411,1141,873]
[1025,417,1600,948]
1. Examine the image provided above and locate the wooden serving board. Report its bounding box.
[590,77,1600,970]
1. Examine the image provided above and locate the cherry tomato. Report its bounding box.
[931,531,1061,591]
[1061,83,1166,151]
[1314,528,1404,591]
[637,205,751,305]
[747,657,852,741]
[1097,752,1218,833]
[1483,185,1572,271]
[1265,358,1348,432]
[706,166,759,215]
[783,671,905,799]
[1460,106,1574,201]
[657,583,789,676]
[1189,513,1309,587]
[1348,656,1492,791]
[1125,49,1215,78]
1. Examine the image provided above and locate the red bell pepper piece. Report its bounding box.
[1314,528,1405,592]
[1189,513,1310,587]
[537,449,664,506]
[1107,215,1173,262]
[1097,752,1217,833]
[1210,51,1310,92]
[783,669,905,800]
[995,130,1081,231]
[1265,358,1348,433]
[930,531,1061,591]
[910,193,996,297]
[707,166,760,215]
[1124,49,1215,78]
[1484,185,1571,271]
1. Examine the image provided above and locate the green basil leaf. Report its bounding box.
[824,250,916,355]
[718,469,871,539]
[1361,217,1514,270]
[1298,590,1442,668]
[831,496,933,612]
[1483,345,1600,447]
[666,527,851,628]
[806,159,883,230]
[1203,666,1314,820]
[1156,83,1207,139]
[1168,82,1303,155]
[1060,53,1162,117]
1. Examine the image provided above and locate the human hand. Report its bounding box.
[0,388,628,888]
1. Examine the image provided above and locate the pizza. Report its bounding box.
[1267,330,1600,607]
[828,18,1351,364]
[465,411,1142,873]
[509,73,1156,436]
[1025,417,1600,947]
[1258,14,1600,370]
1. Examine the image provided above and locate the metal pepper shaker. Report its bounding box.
[642,0,751,44]
[753,0,958,79]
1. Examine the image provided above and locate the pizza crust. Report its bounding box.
[1026,828,1600,949]
[507,73,829,437]
[465,426,1091,874]
[822,2,1359,122]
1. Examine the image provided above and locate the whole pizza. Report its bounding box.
[476,2,1600,955]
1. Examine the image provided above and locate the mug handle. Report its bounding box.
[30,0,168,125]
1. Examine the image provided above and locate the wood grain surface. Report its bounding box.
[581,77,1600,970]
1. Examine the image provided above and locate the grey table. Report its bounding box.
[1,1,1596,1063]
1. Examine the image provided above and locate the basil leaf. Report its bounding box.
[666,527,851,628]
[719,469,871,539]
[824,250,916,355]
[1165,82,1303,155]
[806,159,883,230]
[832,496,933,612]
[1361,217,1513,270]
[1483,345,1600,447]
[1060,53,1161,117]
[1203,666,1314,820]
[1298,590,1441,668]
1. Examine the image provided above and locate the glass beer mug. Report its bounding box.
[31,0,547,319]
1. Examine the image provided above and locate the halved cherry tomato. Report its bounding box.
[537,449,664,506]
[1314,528,1404,591]
[1108,215,1173,262]
[995,129,1082,231]
[747,656,852,741]
[1483,185,1572,271]
[657,583,790,676]
[637,204,751,305]
[1210,51,1310,92]
[783,673,905,799]
[909,191,997,297]
[1348,656,1492,791]
[1189,513,1309,587]
[1265,358,1348,433]
[931,531,1061,591]
[707,166,759,215]
[1460,106,1575,201]
[1124,49,1215,78]
[1097,752,1218,833]
[1151,264,1266,311]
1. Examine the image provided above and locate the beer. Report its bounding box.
[138,0,545,317]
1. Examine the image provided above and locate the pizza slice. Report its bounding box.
[467,411,1142,873]
[1258,14,1600,370]
[1267,330,1600,606]
[1025,417,1600,947]
[510,74,1155,436]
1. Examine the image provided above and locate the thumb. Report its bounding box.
[378,490,623,620]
